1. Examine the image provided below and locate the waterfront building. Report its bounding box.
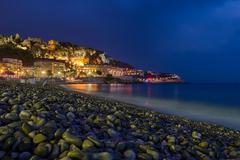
[2,58,23,67]
[108,66,125,77]
[76,65,108,77]
[22,67,35,77]
[122,68,144,76]
[76,65,130,77]
[34,59,66,78]
[138,72,182,83]
[75,65,142,78]
[0,58,23,77]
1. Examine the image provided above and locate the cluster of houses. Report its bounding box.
[0,57,183,83]
[0,35,143,80]
[0,34,182,83]
[0,57,144,80]
[0,58,65,78]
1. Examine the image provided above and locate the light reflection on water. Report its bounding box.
[66,84,134,96]
[65,84,98,92]
[65,83,240,129]
[66,83,240,107]
[109,84,133,95]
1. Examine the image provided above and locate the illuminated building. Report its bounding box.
[2,58,23,67]
[138,72,183,83]
[22,67,35,77]
[75,65,141,77]
[0,58,23,77]
[70,57,88,66]
[34,59,66,78]
[76,65,107,77]
[48,40,57,50]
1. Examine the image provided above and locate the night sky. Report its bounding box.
[1,0,240,83]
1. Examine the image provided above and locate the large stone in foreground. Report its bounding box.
[34,142,52,157]
[33,133,47,144]
[62,131,82,147]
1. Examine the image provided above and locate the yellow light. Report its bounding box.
[41,71,46,74]
[58,71,61,74]
[73,61,84,66]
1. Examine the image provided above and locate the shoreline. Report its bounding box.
[62,84,240,130]
[61,84,233,130]
[0,82,239,159]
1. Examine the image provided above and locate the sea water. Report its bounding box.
[65,83,240,130]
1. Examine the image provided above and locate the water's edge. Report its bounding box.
[61,84,240,130]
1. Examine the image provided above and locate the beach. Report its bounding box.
[64,83,240,130]
[0,81,240,159]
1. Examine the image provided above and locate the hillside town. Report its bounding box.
[0,34,182,83]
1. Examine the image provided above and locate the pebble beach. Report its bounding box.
[0,81,240,160]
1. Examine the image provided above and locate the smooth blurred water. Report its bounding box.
[65,83,240,130]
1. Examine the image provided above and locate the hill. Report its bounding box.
[0,34,133,68]
[0,46,34,66]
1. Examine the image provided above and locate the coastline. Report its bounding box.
[0,81,239,159]
[60,84,240,157]
[62,84,240,130]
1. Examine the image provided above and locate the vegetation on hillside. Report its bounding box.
[0,34,133,68]
[0,46,34,66]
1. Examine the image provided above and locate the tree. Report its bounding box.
[96,70,102,75]
[0,46,34,66]
[105,74,113,81]
[103,74,120,84]
[47,70,53,77]
[69,69,77,78]
[78,71,87,77]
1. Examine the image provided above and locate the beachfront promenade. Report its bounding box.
[0,81,239,159]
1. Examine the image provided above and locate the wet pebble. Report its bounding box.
[82,139,94,150]
[124,149,136,160]
[33,133,47,144]
[0,82,239,160]
[62,130,82,147]
[0,151,6,159]
[34,142,52,157]
[19,152,32,160]
[192,131,201,139]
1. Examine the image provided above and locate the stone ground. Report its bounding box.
[0,81,239,160]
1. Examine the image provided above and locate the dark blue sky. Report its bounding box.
[1,0,240,82]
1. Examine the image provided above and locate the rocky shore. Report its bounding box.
[0,81,240,160]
